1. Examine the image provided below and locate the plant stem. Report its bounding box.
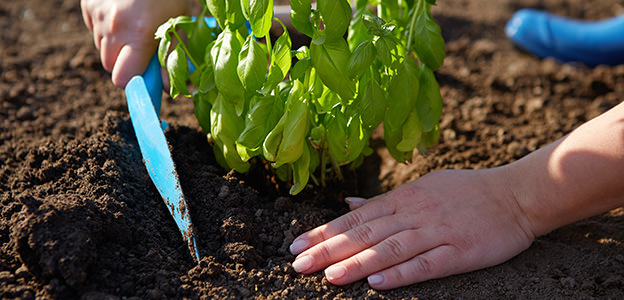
[320,139,327,187]
[265,22,273,56]
[173,30,200,69]
[405,0,420,57]
[328,151,344,181]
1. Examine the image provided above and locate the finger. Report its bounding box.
[368,245,461,290]
[289,198,396,255]
[94,33,102,50]
[80,0,93,31]
[323,228,440,285]
[291,213,412,274]
[100,36,122,73]
[111,43,154,88]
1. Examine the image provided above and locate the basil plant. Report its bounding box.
[155,0,445,194]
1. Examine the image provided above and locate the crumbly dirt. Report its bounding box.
[2,0,624,299]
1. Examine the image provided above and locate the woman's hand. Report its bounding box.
[80,0,189,88]
[290,168,536,290]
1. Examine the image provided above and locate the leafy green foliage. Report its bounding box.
[156,0,445,194]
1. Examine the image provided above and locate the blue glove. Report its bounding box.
[505,8,624,67]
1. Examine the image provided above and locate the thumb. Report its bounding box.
[111,43,155,88]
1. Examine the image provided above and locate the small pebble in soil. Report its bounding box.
[561,276,578,289]
[14,264,29,279]
[218,185,230,199]
[16,106,33,120]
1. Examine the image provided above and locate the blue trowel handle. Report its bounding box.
[506,9,624,66]
[143,54,164,115]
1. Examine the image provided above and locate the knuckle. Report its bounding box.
[316,243,333,262]
[95,10,105,23]
[383,237,406,261]
[352,223,376,245]
[315,226,329,242]
[343,210,365,230]
[391,267,408,284]
[412,255,434,275]
[348,254,366,273]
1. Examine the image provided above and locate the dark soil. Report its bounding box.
[2,0,624,299]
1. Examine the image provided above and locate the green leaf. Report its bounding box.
[210,93,250,172]
[237,35,268,94]
[155,16,194,67]
[419,124,440,150]
[373,35,398,67]
[290,141,311,195]
[416,64,442,132]
[198,62,216,94]
[262,115,285,162]
[290,57,311,82]
[310,125,325,145]
[384,113,412,163]
[211,27,245,101]
[237,94,285,155]
[205,0,227,28]
[192,91,214,133]
[265,26,292,90]
[290,0,314,37]
[240,0,250,19]
[157,35,172,68]
[274,81,309,167]
[360,78,386,129]
[166,45,190,98]
[247,0,273,38]
[346,113,367,162]
[362,15,390,37]
[188,14,217,64]
[155,16,194,39]
[315,85,341,113]
[310,34,355,102]
[386,57,420,131]
[348,8,373,50]
[317,0,352,40]
[226,0,245,28]
[411,0,445,70]
[396,110,423,152]
[348,40,376,78]
[325,107,348,164]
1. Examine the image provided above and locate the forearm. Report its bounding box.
[505,101,624,237]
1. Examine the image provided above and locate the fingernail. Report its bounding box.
[289,238,309,255]
[345,197,366,204]
[324,265,346,281]
[368,273,385,285]
[345,197,367,209]
[292,255,314,273]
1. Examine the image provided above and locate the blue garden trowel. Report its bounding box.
[124,54,200,263]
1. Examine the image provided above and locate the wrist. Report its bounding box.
[499,144,565,238]
[491,164,539,240]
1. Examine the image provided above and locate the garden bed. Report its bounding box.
[1,0,623,299]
